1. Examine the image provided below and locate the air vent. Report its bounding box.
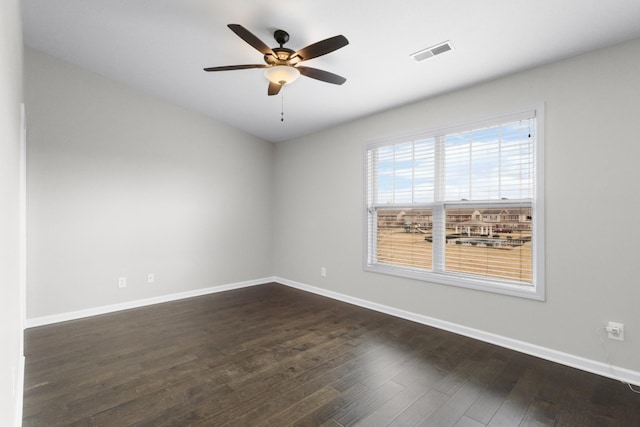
[410,41,453,62]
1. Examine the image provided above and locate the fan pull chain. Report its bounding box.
[281,93,285,122]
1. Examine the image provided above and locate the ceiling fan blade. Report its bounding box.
[294,35,349,62]
[297,66,347,85]
[268,81,283,96]
[228,24,275,56]
[204,64,268,72]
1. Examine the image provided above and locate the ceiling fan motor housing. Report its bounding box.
[265,30,299,65]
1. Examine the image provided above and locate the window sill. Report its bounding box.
[364,263,544,301]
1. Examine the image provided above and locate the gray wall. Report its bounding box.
[25,48,274,318]
[0,0,24,423]
[273,38,640,372]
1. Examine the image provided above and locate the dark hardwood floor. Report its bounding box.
[23,283,640,426]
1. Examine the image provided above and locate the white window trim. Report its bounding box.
[363,106,545,301]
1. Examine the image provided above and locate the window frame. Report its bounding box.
[363,108,545,300]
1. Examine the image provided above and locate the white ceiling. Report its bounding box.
[22,0,640,143]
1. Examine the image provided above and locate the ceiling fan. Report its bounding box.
[204,24,349,96]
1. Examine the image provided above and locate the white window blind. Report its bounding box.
[365,110,544,299]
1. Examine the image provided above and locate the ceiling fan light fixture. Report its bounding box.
[264,65,300,85]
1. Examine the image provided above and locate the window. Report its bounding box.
[365,109,544,299]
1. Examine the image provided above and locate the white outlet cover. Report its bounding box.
[607,321,625,341]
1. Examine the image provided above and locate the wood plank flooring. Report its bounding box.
[23,283,640,426]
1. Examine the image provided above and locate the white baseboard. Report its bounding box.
[274,276,640,387]
[25,277,275,329]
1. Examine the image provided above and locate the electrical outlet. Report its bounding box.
[147,273,154,283]
[606,321,624,341]
[321,267,327,277]
[118,277,127,288]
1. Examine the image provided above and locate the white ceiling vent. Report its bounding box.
[410,41,453,62]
